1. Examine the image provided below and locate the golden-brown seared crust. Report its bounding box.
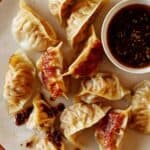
[12,0,58,51]
[63,26,102,79]
[37,42,67,99]
[95,109,130,150]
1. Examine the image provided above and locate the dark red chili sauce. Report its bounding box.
[96,111,125,150]
[107,4,150,68]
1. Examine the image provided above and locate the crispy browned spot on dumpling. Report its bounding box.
[12,0,58,51]
[76,73,130,103]
[60,102,110,145]
[3,51,36,115]
[129,80,150,134]
[37,42,67,99]
[63,26,102,79]
[95,109,129,150]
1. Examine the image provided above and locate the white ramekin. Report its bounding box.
[101,0,150,74]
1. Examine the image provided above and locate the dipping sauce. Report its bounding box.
[107,4,150,68]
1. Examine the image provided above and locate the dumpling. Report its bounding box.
[76,73,130,103]
[27,94,57,133]
[49,0,75,25]
[12,0,58,51]
[60,102,110,145]
[129,80,150,134]
[66,0,105,48]
[37,42,67,99]
[95,109,130,150]
[3,51,36,115]
[63,26,102,79]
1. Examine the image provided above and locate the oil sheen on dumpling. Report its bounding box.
[129,80,150,134]
[95,109,129,150]
[76,73,130,103]
[60,102,110,145]
[66,0,104,48]
[63,26,102,78]
[12,0,58,51]
[3,51,36,115]
[27,94,57,133]
[49,0,75,25]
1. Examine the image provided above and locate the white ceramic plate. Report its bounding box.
[0,0,149,150]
